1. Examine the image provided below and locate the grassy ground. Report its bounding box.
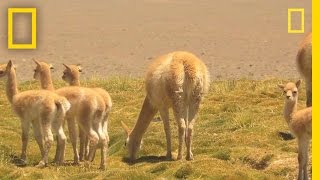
[0,78,310,179]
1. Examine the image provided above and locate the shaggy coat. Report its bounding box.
[62,64,112,167]
[33,60,107,169]
[0,61,70,167]
[296,32,312,107]
[122,51,210,161]
[278,80,312,180]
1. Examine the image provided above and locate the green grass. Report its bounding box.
[0,78,309,179]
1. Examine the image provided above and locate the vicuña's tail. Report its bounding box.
[55,97,71,124]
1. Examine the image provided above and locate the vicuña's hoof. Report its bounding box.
[177,154,183,160]
[186,152,193,161]
[99,164,106,171]
[35,161,46,168]
[72,161,80,166]
[56,161,65,166]
[12,157,27,167]
[186,156,193,161]
[166,153,173,160]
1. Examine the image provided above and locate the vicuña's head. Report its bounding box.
[62,64,82,83]
[0,60,15,79]
[278,80,301,102]
[121,121,142,161]
[33,59,53,80]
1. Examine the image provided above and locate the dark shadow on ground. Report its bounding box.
[122,155,174,165]
[278,131,295,141]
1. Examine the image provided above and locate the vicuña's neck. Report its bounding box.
[6,69,19,103]
[40,70,54,91]
[69,78,80,86]
[284,99,298,125]
[129,96,157,141]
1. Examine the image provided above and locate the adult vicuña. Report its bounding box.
[0,60,70,167]
[278,80,312,180]
[62,64,112,162]
[296,32,312,107]
[121,51,210,161]
[33,60,108,169]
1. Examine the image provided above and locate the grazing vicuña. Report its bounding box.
[121,51,210,161]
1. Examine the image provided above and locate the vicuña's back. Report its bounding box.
[122,51,209,161]
[296,32,312,107]
[146,51,209,107]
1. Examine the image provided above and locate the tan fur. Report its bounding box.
[278,80,312,180]
[33,60,107,169]
[122,51,210,161]
[296,32,312,107]
[62,64,112,166]
[0,61,70,167]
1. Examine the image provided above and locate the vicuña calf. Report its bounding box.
[296,32,312,107]
[62,64,112,162]
[33,60,107,169]
[0,61,70,167]
[278,80,312,180]
[121,51,210,161]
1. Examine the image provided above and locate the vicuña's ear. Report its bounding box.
[33,59,41,66]
[277,84,285,89]
[121,121,131,135]
[63,63,71,70]
[7,60,13,70]
[77,66,82,72]
[296,79,302,88]
[49,64,54,70]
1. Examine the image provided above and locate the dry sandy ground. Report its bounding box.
[0,0,312,81]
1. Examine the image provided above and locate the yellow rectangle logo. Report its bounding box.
[288,8,304,33]
[8,8,37,49]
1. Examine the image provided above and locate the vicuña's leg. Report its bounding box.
[303,137,310,180]
[80,113,99,164]
[297,136,310,180]
[67,117,79,164]
[20,119,30,161]
[31,120,45,162]
[38,117,54,167]
[55,124,67,165]
[186,98,201,161]
[306,78,312,107]
[93,119,107,170]
[159,108,172,159]
[103,113,110,143]
[51,120,61,164]
[86,129,99,163]
[101,113,110,168]
[79,128,86,161]
[53,135,60,163]
[172,101,187,160]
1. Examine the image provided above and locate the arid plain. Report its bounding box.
[0,0,311,80]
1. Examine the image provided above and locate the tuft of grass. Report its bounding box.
[148,163,168,174]
[174,164,193,179]
[241,153,274,170]
[212,149,231,161]
[0,78,309,179]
